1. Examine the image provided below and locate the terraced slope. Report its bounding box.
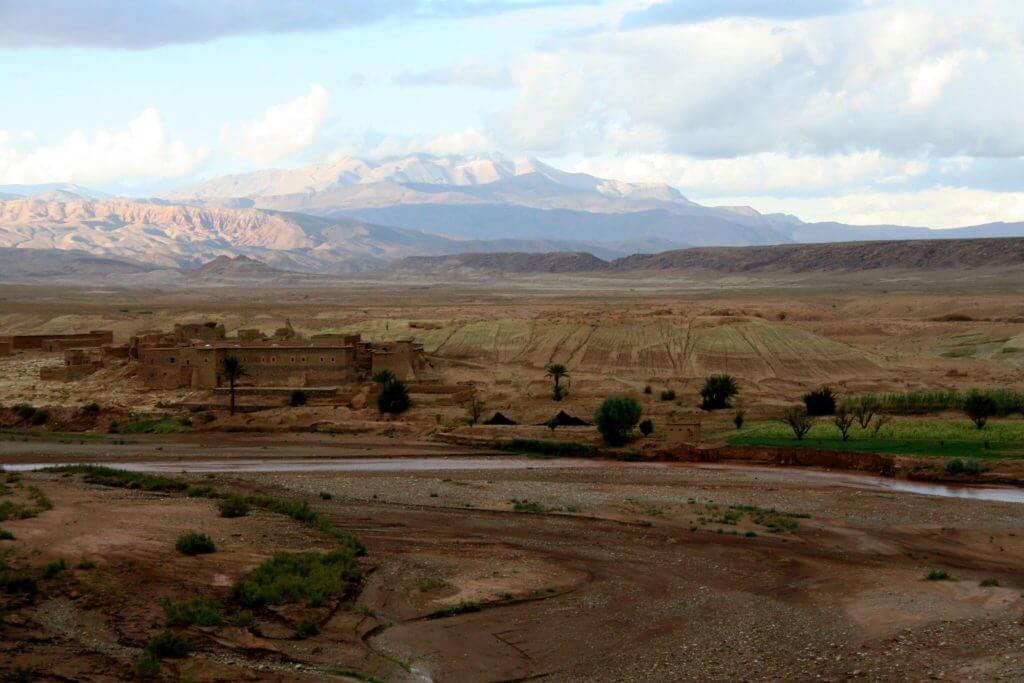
[324,316,877,379]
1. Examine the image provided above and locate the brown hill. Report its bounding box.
[614,238,1024,272]
[393,238,1024,275]
[394,251,613,274]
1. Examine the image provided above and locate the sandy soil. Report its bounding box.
[2,443,1023,681]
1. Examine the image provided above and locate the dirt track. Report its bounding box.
[3,447,1023,681]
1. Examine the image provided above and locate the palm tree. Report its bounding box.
[371,369,396,385]
[545,363,569,401]
[222,354,248,416]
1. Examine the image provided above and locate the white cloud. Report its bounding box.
[698,187,1024,228]
[224,84,331,164]
[0,108,205,185]
[568,150,929,195]
[489,1,1024,158]
[368,128,496,159]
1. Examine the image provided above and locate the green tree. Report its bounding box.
[222,355,248,416]
[784,406,814,440]
[699,374,739,410]
[594,396,642,446]
[545,363,569,401]
[964,391,997,430]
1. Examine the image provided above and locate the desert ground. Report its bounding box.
[2,272,1024,681]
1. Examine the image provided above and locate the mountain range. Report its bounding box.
[0,153,1022,272]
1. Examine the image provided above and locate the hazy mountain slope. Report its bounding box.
[170,153,1024,248]
[0,196,637,273]
[0,246,159,280]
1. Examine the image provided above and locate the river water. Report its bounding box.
[6,456,1023,504]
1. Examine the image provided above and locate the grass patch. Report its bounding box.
[926,569,951,581]
[511,498,544,513]
[729,418,1024,458]
[175,532,216,556]
[45,465,189,492]
[0,484,53,522]
[217,495,250,518]
[232,549,361,608]
[416,577,447,592]
[0,528,13,540]
[120,417,192,434]
[499,439,596,457]
[161,595,222,627]
[75,559,96,570]
[426,601,482,619]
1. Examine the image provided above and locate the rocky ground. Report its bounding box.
[2,441,1023,681]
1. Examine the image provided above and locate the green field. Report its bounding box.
[728,418,1024,459]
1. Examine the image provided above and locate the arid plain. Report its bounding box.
[2,269,1024,681]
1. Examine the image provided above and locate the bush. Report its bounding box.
[964,458,984,475]
[144,631,190,658]
[200,411,216,423]
[290,390,308,407]
[1,575,38,595]
[0,529,13,540]
[594,396,642,446]
[639,419,654,437]
[14,404,37,421]
[217,495,250,518]
[232,549,360,608]
[42,558,67,580]
[295,618,319,638]
[733,410,745,430]
[107,420,119,434]
[643,385,652,395]
[377,380,410,414]
[699,375,739,411]
[161,595,222,627]
[926,569,951,581]
[319,491,332,500]
[30,410,48,426]
[134,652,161,678]
[659,389,675,401]
[176,532,216,556]
[82,402,101,414]
[803,386,836,416]
[945,458,964,474]
[964,391,997,430]
[784,406,814,440]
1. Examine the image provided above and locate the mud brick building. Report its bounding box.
[136,320,426,391]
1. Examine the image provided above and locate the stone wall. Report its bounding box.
[5,330,113,350]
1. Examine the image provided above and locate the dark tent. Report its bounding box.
[543,410,590,428]
[483,411,517,425]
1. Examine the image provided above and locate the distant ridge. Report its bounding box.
[393,237,1024,275]
[395,251,612,274]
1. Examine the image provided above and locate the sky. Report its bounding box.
[1,0,1023,227]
